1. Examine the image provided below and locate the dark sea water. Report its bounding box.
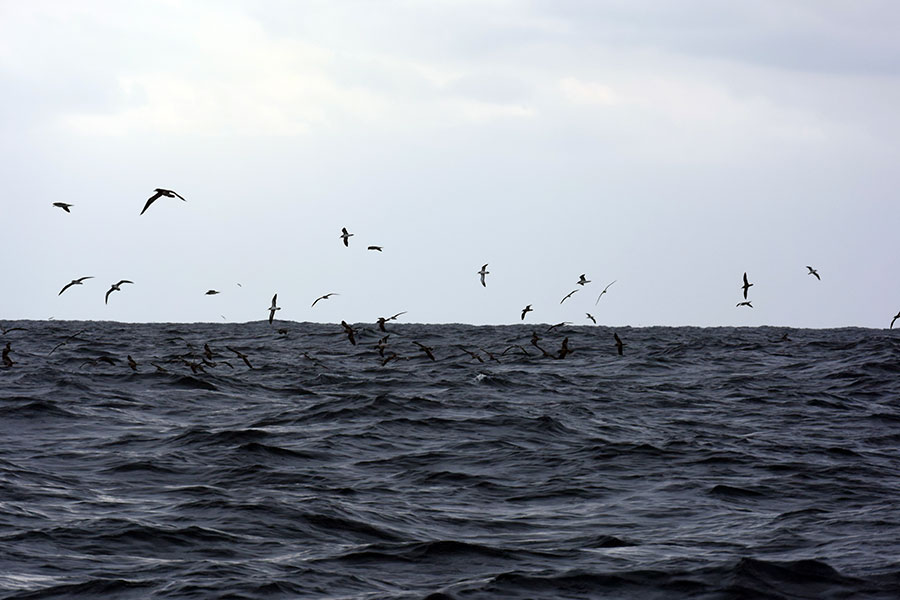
[1,320,899,599]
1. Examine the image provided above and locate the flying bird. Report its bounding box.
[267,294,281,324]
[736,301,753,308]
[557,337,573,359]
[127,355,138,371]
[586,313,596,324]
[105,280,133,304]
[577,274,591,286]
[140,188,186,215]
[52,202,73,213]
[341,321,357,345]
[340,227,354,247]
[368,246,383,252]
[2,342,13,367]
[413,341,436,361]
[312,293,338,307]
[226,346,253,369]
[521,304,533,320]
[806,266,820,281]
[58,276,94,296]
[741,272,753,300]
[614,333,624,356]
[891,311,900,329]
[205,290,220,295]
[478,264,489,287]
[560,289,579,304]
[377,311,407,331]
[595,280,617,304]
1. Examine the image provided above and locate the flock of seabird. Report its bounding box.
[1,193,896,375]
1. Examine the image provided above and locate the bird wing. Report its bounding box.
[105,287,113,304]
[118,280,133,286]
[59,282,74,296]
[140,191,164,215]
[271,294,277,308]
[171,190,186,201]
[268,309,275,324]
[312,296,322,307]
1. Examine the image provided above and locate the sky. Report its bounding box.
[2,0,899,328]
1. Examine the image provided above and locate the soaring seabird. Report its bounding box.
[312,293,338,307]
[595,280,617,304]
[557,337,573,359]
[267,294,281,324]
[52,202,73,213]
[614,332,624,356]
[741,272,753,300]
[377,311,407,331]
[341,321,357,345]
[368,246,383,251]
[127,355,138,371]
[892,311,900,329]
[226,346,253,368]
[560,289,578,304]
[478,264,489,287]
[105,280,133,304]
[341,227,354,247]
[2,342,13,367]
[140,188,186,215]
[521,304,533,320]
[736,301,753,308]
[806,266,820,281]
[577,274,590,286]
[586,313,597,324]
[0,324,26,335]
[413,341,436,361]
[59,276,93,296]
[205,290,220,295]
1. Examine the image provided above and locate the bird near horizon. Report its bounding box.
[577,274,590,286]
[595,280,617,304]
[478,264,489,287]
[105,280,133,304]
[560,289,578,304]
[806,266,821,281]
[267,294,280,324]
[891,311,900,329]
[586,313,596,324]
[614,332,624,356]
[521,304,533,320]
[312,293,338,307]
[341,320,357,345]
[140,188,186,215]
[52,202,73,213]
[341,227,353,247]
[58,276,93,296]
[742,272,753,299]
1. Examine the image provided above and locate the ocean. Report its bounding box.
[1,321,898,599]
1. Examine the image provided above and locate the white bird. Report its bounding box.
[59,276,93,296]
[595,280,617,305]
[806,266,820,281]
[478,264,489,287]
[267,294,281,324]
[140,188,186,215]
[105,280,133,304]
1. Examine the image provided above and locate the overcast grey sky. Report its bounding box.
[2,1,899,327]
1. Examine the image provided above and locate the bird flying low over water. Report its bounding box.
[413,341,436,361]
[312,293,338,307]
[614,332,624,356]
[59,276,93,296]
[226,346,253,369]
[742,272,753,300]
[140,188,186,215]
[736,301,753,308]
[577,274,590,286]
[586,313,596,324]
[806,266,820,281]
[105,280,133,304]
[341,321,357,345]
[478,264,489,287]
[267,294,281,324]
[2,342,13,367]
[341,227,354,247]
[377,311,407,331]
[595,280,616,305]
[560,289,578,304]
[521,304,533,320]
[891,311,900,329]
[52,202,73,213]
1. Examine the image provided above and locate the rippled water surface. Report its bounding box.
[1,321,899,599]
